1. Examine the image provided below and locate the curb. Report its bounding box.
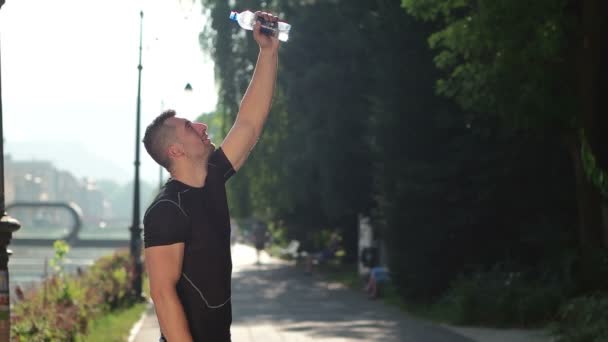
[440,324,554,342]
[128,301,152,342]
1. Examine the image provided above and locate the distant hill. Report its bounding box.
[6,141,131,183]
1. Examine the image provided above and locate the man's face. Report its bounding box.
[166,116,215,162]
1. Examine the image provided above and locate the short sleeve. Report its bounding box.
[143,201,189,248]
[208,147,236,182]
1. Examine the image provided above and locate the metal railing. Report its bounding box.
[7,202,83,245]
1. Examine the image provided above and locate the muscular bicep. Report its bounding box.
[221,119,258,171]
[145,243,185,297]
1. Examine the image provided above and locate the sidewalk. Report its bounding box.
[130,244,554,342]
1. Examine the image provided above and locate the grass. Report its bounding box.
[78,302,148,342]
[267,244,286,259]
[79,276,151,342]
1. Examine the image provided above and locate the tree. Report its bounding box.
[403,0,605,285]
[199,0,375,261]
[197,0,582,301]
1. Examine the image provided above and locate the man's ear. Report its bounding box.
[167,143,183,159]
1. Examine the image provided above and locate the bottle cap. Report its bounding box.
[229,11,237,21]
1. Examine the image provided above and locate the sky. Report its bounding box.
[0,0,218,185]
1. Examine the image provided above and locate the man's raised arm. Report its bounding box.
[221,11,280,171]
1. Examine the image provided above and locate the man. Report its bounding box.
[252,221,269,265]
[142,11,280,342]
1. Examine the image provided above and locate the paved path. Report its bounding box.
[131,244,553,342]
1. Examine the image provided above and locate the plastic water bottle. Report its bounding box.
[229,10,291,42]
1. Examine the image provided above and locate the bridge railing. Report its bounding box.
[7,202,129,247]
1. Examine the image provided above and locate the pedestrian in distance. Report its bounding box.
[141,11,281,342]
[252,221,269,265]
[365,266,390,299]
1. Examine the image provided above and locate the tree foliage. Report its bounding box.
[402,0,577,132]
[196,0,602,317]
[403,0,605,286]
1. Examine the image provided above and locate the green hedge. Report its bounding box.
[11,244,140,341]
[435,266,564,327]
[553,295,608,342]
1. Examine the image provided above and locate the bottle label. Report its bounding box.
[256,15,278,37]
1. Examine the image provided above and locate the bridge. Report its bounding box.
[7,201,131,293]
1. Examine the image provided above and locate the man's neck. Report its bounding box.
[170,160,209,188]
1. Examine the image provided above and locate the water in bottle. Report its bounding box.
[229,10,291,42]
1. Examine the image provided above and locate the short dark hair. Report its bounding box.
[143,109,177,169]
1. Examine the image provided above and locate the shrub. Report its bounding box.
[437,265,564,327]
[553,295,608,342]
[11,245,138,341]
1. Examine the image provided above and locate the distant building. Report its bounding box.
[4,155,112,228]
[79,178,112,226]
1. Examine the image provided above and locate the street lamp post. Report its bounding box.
[158,165,163,191]
[184,82,193,93]
[130,10,144,300]
[0,1,22,338]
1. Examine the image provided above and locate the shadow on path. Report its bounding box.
[231,262,473,342]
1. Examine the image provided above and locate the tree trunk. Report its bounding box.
[340,214,359,264]
[569,138,604,285]
[602,201,608,248]
[578,0,605,169]
[576,0,606,247]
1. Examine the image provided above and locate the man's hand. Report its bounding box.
[253,11,280,51]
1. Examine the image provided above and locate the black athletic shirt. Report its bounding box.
[144,148,236,341]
